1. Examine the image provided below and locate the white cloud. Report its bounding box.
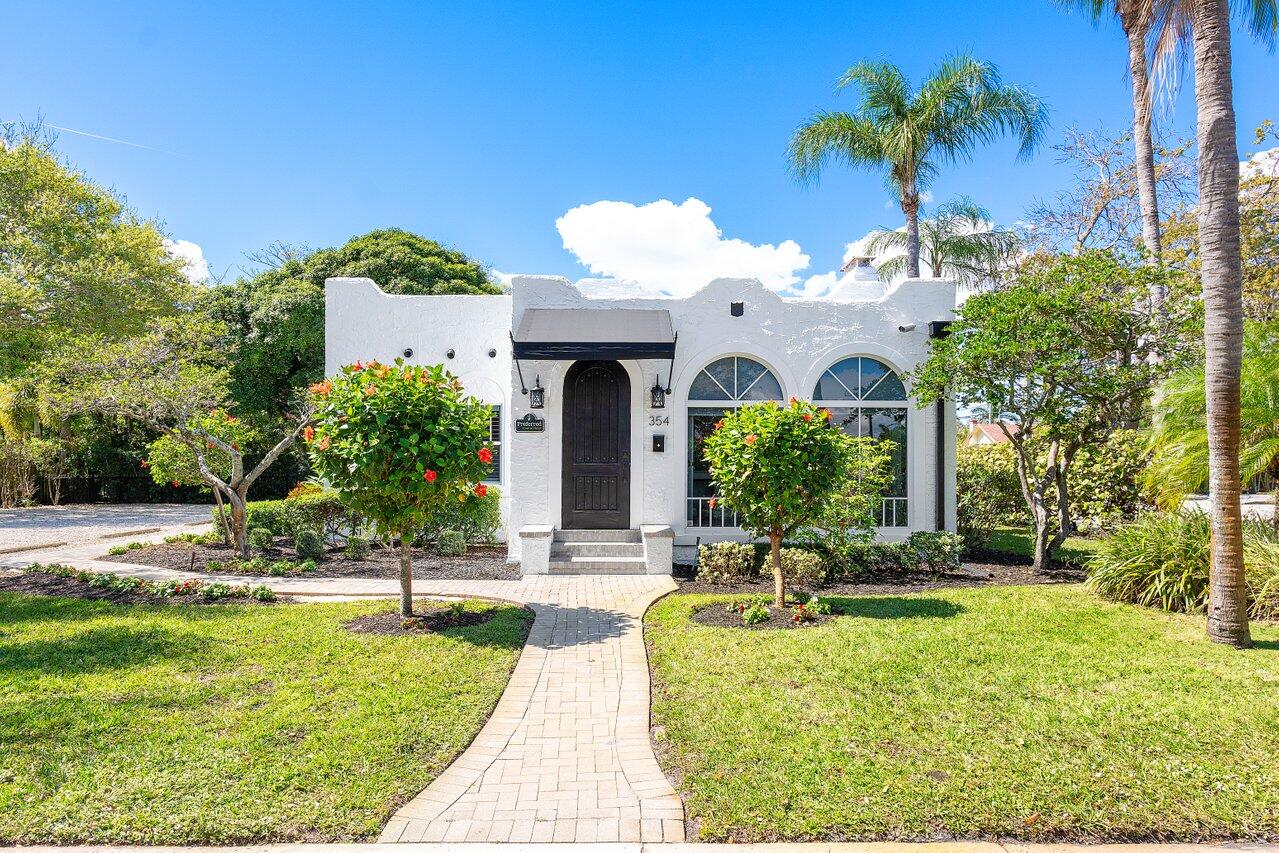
[1243,146,1279,179]
[555,198,811,297]
[165,238,210,284]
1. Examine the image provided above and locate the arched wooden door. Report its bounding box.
[561,360,630,529]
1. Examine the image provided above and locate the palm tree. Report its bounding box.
[864,197,1019,287]
[1186,0,1261,648]
[1145,322,1279,526]
[788,56,1048,279]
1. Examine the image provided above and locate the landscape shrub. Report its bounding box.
[106,541,146,556]
[249,585,277,602]
[344,535,371,560]
[164,531,220,545]
[286,481,324,499]
[435,529,466,557]
[696,542,756,584]
[248,526,274,551]
[1069,428,1151,532]
[283,491,360,543]
[779,548,826,589]
[201,582,234,600]
[955,442,1025,550]
[418,485,502,544]
[907,531,964,572]
[741,601,771,625]
[293,529,325,560]
[1087,511,1279,618]
[212,499,287,536]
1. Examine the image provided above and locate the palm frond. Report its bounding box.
[787,112,886,185]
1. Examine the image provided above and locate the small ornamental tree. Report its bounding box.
[144,409,252,544]
[307,359,493,616]
[701,399,855,607]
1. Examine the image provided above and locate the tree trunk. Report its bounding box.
[901,189,922,279]
[227,489,250,559]
[398,534,414,618]
[770,528,785,608]
[1193,0,1252,649]
[1049,451,1073,558]
[211,486,232,545]
[1030,492,1053,572]
[1127,16,1164,276]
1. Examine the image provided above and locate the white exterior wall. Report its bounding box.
[324,274,957,567]
[324,278,515,536]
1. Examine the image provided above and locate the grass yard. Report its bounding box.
[987,526,1106,563]
[646,585,1279,842]
[0,593,531,844]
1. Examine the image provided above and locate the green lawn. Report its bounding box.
[987,526,1106,563]
[0,593,530,844]
[646,585,1279,842]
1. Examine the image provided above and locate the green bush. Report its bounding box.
[212,499,288,536]
[294,529,325,560]
[435,529,466,557]
[956,442,1025,550]
[106,541,145,556]
[248,527,274,551]
[283,491,360,542]
[741,601,771,625]
[418,485,502,544]
[344,535,371,560]
[696,542,756,584]
[779,548,826,589]
[1087,511,1279,618]
[907,531,963,572]
[249,584,277,602]
[201,582,234,601]
[1070,428,1151,532]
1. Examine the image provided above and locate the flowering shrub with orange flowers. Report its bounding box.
[307,359,493,615]
[700,398,855,607]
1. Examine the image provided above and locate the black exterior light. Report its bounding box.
[529,375,545,409]
[650,378,666,409]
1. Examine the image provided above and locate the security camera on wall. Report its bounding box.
[898,323,917,333]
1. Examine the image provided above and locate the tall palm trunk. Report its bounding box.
[1193,0,1251,648]
[1126,15,1164,280]
[901,187,922,278]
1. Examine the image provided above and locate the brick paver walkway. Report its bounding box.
[1,533,684,845]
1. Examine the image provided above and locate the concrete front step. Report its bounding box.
[551,541,645,558]
[548,556,650,575]
[553,528,642,544]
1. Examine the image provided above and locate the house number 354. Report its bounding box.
[647,415,670,426]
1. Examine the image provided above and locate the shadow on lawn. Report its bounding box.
[826,596,965,620]
[0,624,210,674]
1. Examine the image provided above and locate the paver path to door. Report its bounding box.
[0,532,684,846]
[380,575,684,845]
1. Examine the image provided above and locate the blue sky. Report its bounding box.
[3,1,1276,292]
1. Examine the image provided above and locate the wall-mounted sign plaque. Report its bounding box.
[514,413,546,433]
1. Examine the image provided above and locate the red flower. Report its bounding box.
[745,434,757,445]
[802,413,813,422]
[477,447,493,464]
[303,426,315,442]
[475,483,488,498]
[424,469,438,483]
[231,443,239,452]
[352,360,364,371]
[171,480,180,487]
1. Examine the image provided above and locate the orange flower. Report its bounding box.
[309,380,332,397]
[745,434,757,445]
[802,412,813,422]
[789,396,798,406]
[140,459,149,468]
[364,384,377,396]
[714,419,724,430]
[821,408,833,420]
[352,360,364,371]
[316,435,331,451]
[708,497,717,509]
[303,425,315,442]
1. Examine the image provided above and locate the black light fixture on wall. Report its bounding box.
[650,378,666,409]
[528,375,545,409]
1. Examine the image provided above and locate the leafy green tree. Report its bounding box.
[0,123,186,375]
[201,229,501,424]
[1146,321,1279,528]
[144,409,254,543]
[913,252,1194,570]
[701,399,856,607]
[799,436,895,571]
[307,360,493,616]
[788,56,1047,278]
[866,197,1019,287]
[43,316,310,557]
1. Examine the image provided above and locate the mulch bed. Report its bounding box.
[0,570,273,606]
[674,558,1086,597]
[691,602,838,630]
[342,605,503,636]
[102,538,521,581]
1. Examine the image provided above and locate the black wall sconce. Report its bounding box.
[488,348,497,358]
[446,348,455,359]
[529,375,545,409]
[402,347,413,358]
[650,378,666,409]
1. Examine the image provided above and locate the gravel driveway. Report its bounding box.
[0,504,212,554]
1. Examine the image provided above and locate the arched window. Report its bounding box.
[814,357,910,527]
[687,356,783,527]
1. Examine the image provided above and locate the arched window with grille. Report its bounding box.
[686,356,783,527]
[813,356,910,527]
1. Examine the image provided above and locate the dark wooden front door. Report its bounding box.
[562,360,630,529]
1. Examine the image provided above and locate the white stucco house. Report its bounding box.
[325,267,957,575]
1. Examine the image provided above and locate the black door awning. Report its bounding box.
[512,308,676,359]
